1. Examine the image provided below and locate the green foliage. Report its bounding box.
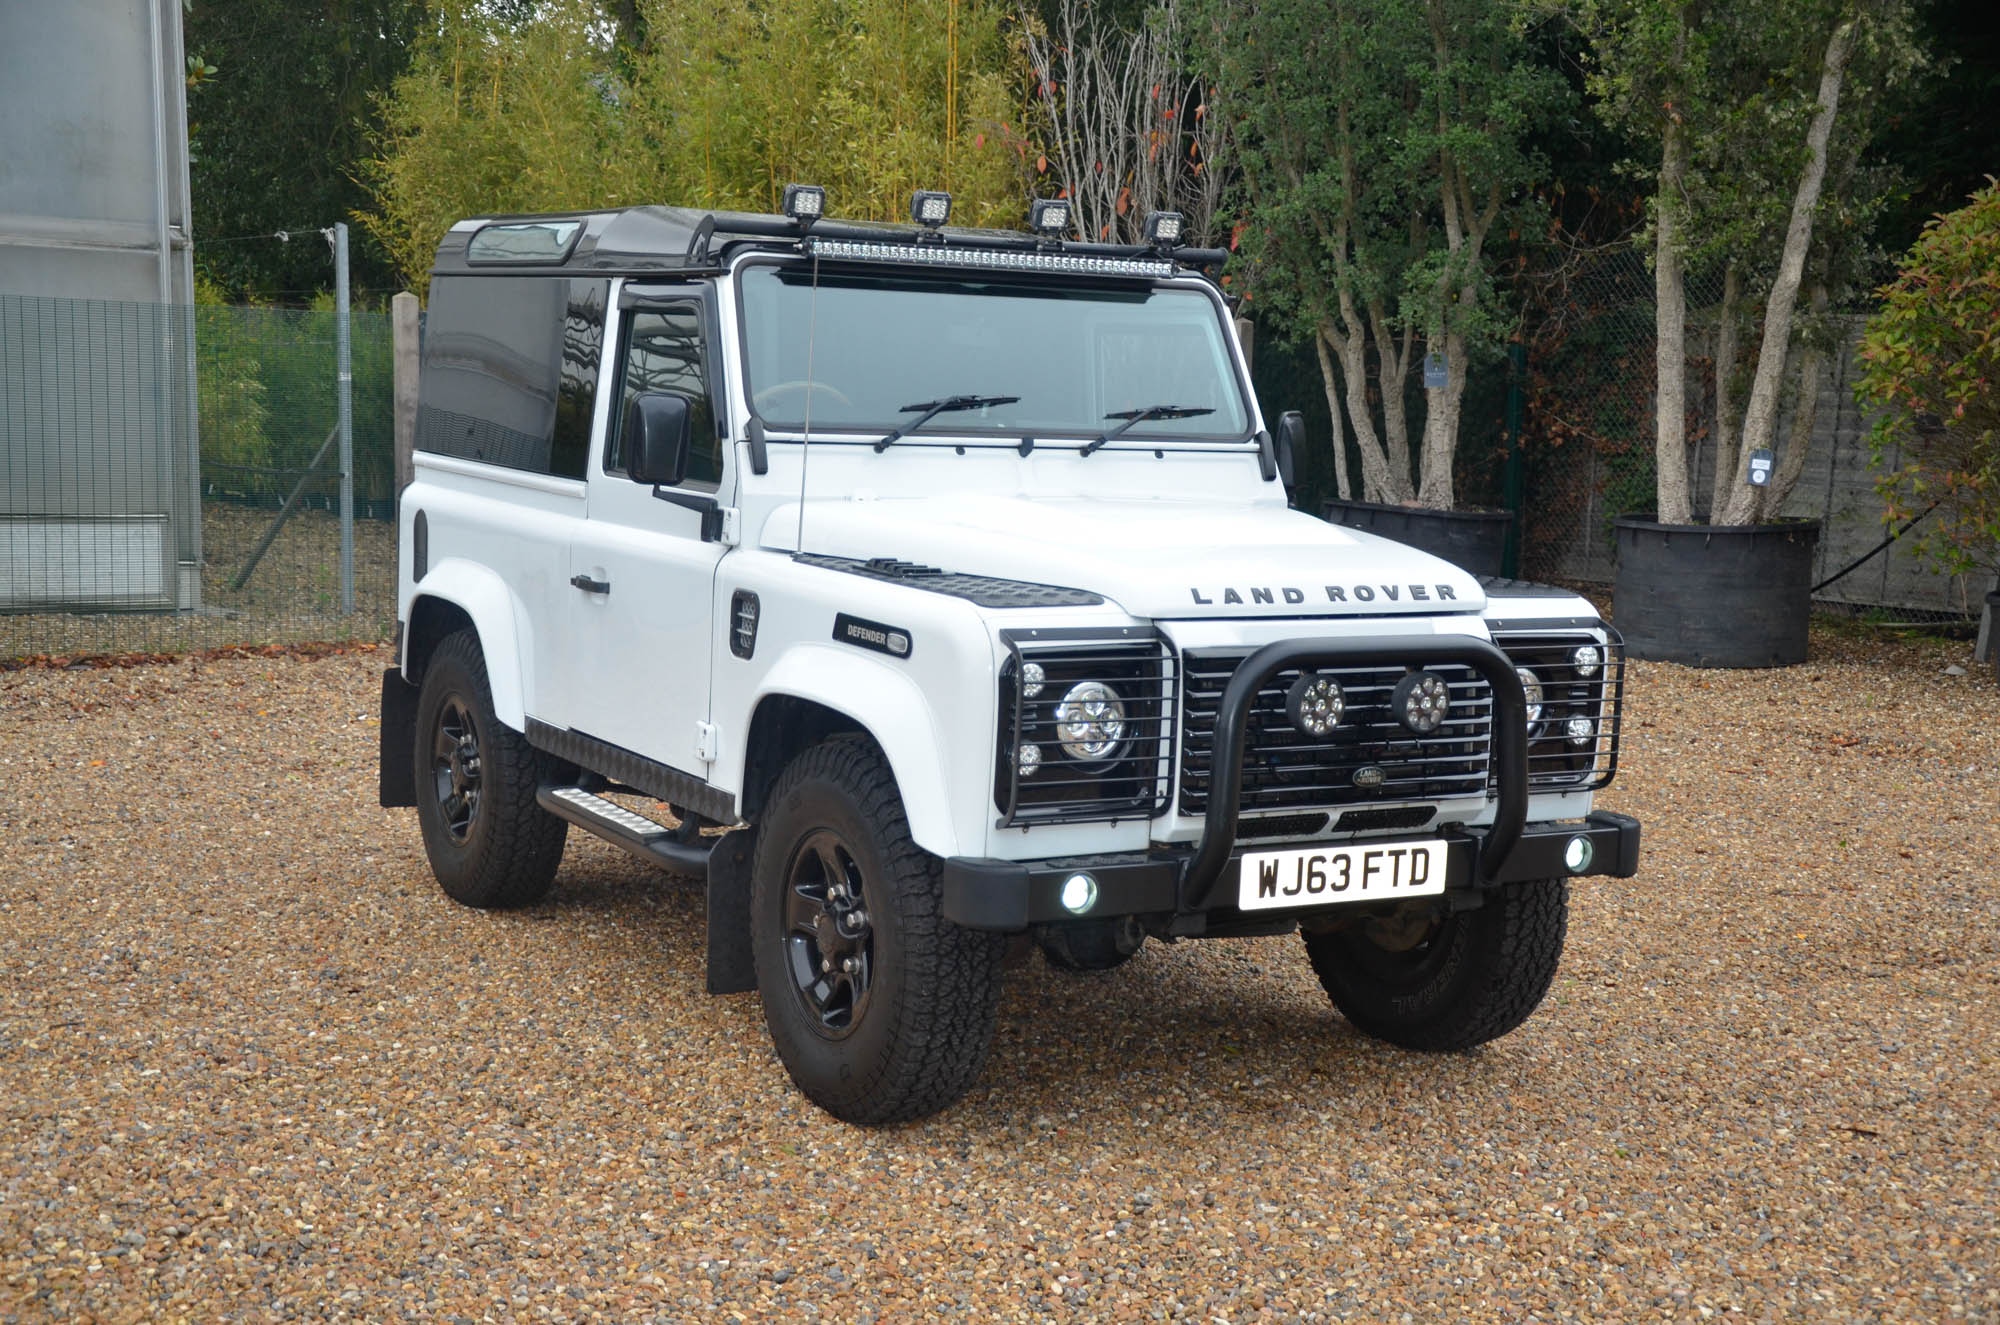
[1856,180,2000,578]
[364,0,1030,291]
[193,281,273,489]
[187,0,428,300]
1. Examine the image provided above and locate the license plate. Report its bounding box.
[1237,840,1447,911]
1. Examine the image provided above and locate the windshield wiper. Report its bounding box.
[1081,403,1216,456]
[873,394,1022,452]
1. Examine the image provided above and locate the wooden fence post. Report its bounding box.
[392,291,420,499]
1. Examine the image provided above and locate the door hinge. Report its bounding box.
[694,721,719,764]
[718,507,741,547]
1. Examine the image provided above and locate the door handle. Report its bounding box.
[570,574,610,595]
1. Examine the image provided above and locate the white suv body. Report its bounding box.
[379,204,1639,1124]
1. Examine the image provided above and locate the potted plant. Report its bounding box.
[1207,0,1561,576]
[1855,180,2000,682]
[1588,0,1918,666]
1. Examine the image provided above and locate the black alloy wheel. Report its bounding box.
[781,830,876,1037]
[431,695,483,842]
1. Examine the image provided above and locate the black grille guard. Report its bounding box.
[1180,635,1529,908]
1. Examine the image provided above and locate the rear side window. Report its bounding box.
[607,302,719,488]
[416,277,607,480]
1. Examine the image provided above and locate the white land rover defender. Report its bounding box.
[378,189,1640,1125]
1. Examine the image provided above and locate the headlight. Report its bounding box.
[1571,644,1602,677]
[1516,666,1544,728]
[1053,680,1127,760]
[1020,661,1046,698]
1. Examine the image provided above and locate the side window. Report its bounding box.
[551,280,606,479]
[415,275,607,480]
[607,302,719,488]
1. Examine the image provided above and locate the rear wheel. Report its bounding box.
[1301,879,1568,1051]
[412,629,567,909]
[751,736,1005,1124]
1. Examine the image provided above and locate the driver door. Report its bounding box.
[563,288,728,777]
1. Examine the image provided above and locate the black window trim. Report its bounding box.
[605,280,727,493]
[727,253,1259,447]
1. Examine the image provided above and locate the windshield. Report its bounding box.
[737,264,1251,441]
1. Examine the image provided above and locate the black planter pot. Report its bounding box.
[1320,498,1512,577]
[1613,516,1821,667]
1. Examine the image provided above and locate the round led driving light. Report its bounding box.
[1571,644,1602,678]
[1054,680,1127,761]
[1564,835,1594,874]
[1020,661,1046,699]
[1285,672,1345,737]
[1516,666,1545,728]
[1565,715,1595,746]
[1017,743,1042,778]
[1059,872,1099,915]
[1391,670,1452,735]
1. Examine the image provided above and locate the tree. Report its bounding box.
[1204,0,1563,509]
[1019,0,1227,247]
[1856,180,2000,581]
[364,0,1030,292]
[186,0,428,300]
[1586,0,1920,525]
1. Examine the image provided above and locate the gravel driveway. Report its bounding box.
[3,633,1995,1321]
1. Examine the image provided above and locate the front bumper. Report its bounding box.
[942,810,1642,932]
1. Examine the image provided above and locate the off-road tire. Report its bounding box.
[412,629,567,909]
[1302,879,1568,1051]
[751,736,1005,1125]
[1037,917,1144,973]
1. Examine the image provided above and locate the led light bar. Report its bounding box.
[807,237,1175,278]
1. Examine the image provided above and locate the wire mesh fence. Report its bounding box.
[3,295,398,662]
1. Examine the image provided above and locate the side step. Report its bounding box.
[535,786,757,997]
[536,786,714,877]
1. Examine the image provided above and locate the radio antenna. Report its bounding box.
[794,250,822,556]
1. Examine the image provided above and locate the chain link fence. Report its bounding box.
[3,296,398,662]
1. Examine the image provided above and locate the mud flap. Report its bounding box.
[705,826,758,995]
[379,668,420,808]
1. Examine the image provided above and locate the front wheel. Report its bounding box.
[1301,879,1568,1051]
[750,736,1005,1124]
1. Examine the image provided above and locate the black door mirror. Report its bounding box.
[1274,410,1303,491]
[624,392,694,486]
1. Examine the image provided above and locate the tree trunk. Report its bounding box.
[1654,116,1692,525]
[1325,312,1402,504]
[1760,283,1830,521]
[1416,323,1470,508]
[1315,331,1354,501]
[1716,19,1855,526]
[1369,304,1416,503]
[1705,262,1742,522]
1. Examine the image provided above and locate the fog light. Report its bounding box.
[1060,872,1098,914]
[1017,743,1043,778]
[1571,644,1602,677]
[1564,835,1594,874]
[1565,716,1594,746]
[1391,670,1452,735]
[1286,672,1345,737]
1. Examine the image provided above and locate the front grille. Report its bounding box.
[1491,631,1625,791]
[995,631,1174,825]
[1178,652,1493,815]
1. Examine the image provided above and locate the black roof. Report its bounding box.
[430,205,1228,279]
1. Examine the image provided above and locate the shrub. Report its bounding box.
[1857,180,2000,579]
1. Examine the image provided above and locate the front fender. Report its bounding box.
[408,558,534,730]
[745,644,963,859]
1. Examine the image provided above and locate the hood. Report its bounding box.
[767,493,1486,619]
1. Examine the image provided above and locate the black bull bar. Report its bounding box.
[1179,635,1527,908]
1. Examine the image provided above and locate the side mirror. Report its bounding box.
[1275,410,1303,491]
[624,391,694,486]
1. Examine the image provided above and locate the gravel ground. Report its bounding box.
[2,503,396,663]
[2,630,1996,1321]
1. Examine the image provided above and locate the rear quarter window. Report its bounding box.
[416,276,607,479]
